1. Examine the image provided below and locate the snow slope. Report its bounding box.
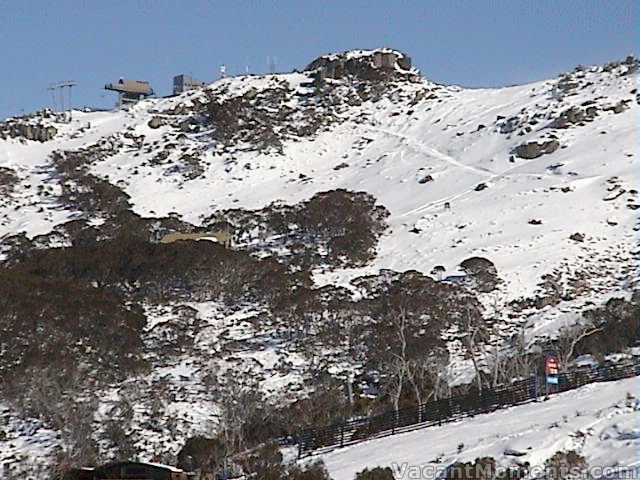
[0,108,131,239]
[317,377,640,477]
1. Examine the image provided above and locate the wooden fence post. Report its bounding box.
[392,411,396,435]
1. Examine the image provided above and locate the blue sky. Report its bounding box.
[0,0,636,119]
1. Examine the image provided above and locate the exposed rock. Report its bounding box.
[147,116,165,129]
[550,106,595,129]
[418,174,434,184]
[306,48,417,84]
[333,162,349,171]
[555,74,579,95]
[569,232,585,242]
[474,182,488,191]
[604,100,630,114]
[565,107,585,124]
[178,117,202,133]
[162,97,209,116]
[0,119,57,142]
[499,116,521,134]
[528,219,543,225]
[430,265,446,278]
[514,140,560,159]
[585,106,598,117]
[0,167,18,195]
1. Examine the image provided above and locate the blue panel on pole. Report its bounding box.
[546,376,559,384]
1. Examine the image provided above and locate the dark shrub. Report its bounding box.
[0,271,146,384]
[355,467,395,480]
[239,442,284,480]
[579,296,640,357]
[544,451,587,480]
[205,189,389,270]
[443,457,496,480]
[287,461,332,480]
[459,257,500,293]
[177,436,226,473]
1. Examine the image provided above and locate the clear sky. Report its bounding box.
[0,0,636,119]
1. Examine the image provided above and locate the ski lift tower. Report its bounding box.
[47,80,77,121]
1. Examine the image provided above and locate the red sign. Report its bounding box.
[546,356,559,375]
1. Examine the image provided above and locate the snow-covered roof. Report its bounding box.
[144,462,185,473]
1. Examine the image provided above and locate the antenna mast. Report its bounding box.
[268,56,276,74]
[47,85,57,111]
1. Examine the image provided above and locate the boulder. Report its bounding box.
[565,107,585,123]
[37,126,57,142]
[514,140,560,159]
[585,106,599,117]
[147,116,165,129]
[569,232,585,242]
[550,107,587,128]
[418,174,434,184]
[499,116,520,134]
[611,101,628,114]
[333,162,349,171]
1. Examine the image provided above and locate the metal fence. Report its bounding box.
[295,359,640,457]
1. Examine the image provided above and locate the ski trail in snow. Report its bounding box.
[367,125,493,178]
[373,125,571,219]
[401,186,475,218]
[357,124,500,218]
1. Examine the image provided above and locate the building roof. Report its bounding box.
[94,461,184,474]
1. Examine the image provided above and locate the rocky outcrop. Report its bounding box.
[549,98,630,130]
[603,99,632,114]
[550,107,590,128]
[497,111,546,136]
[0,120,57,142]
[306,48,417,83]
[0,167,18,195]
[513,139,559,159]
[569,232,585,243]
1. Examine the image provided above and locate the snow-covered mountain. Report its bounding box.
[0,49,638,474]
[2,51,637,305]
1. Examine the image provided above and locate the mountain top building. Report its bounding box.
[173,75,206,95]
